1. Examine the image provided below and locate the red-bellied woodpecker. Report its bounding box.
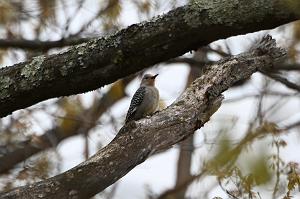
[125,74,159,123]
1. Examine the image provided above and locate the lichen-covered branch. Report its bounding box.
[0,35,286,199]
[0,0,298,118]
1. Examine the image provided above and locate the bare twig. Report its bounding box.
[260,70,300,93]
[0,37,90,50]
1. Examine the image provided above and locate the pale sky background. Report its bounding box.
[1,0,300,198]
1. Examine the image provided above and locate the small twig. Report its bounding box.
[0,37,91,50]
[260,70,300,93]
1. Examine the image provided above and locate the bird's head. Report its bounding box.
[140,74,158,86]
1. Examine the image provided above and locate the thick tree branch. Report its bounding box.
[0,35,286,199]
[0,0,298,118]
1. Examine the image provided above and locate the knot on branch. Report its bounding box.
[251,34,286,59]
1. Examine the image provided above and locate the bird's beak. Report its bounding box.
[152,74,159,79]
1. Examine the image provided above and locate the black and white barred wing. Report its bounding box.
[125,86,146,123]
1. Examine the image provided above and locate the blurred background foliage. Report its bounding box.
[0,0,300,198]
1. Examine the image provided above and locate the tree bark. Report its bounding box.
[0,35,285,199]
[0,0,298,118]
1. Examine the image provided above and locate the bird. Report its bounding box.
[125,74,159,123]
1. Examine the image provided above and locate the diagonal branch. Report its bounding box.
[0,0,298,118]
[0,35,286,199]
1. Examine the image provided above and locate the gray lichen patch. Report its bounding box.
[59,61,75,77]
[74,42,88,56]
[75,42,87,49]
[0,75,13,98]
[21,55,46,79]
[88,38,99,49]
[183,7,205,28]
[0,76,13,89]
[76,47,86,56]
[189,0,207,8]
[186,0,275,28]
[209,0,274,25]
